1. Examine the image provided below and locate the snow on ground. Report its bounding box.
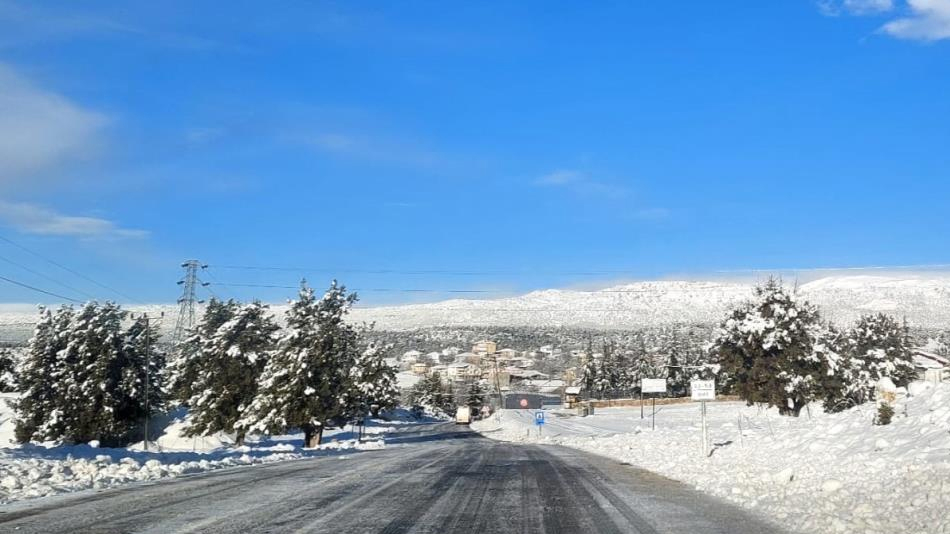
[0,394,393,505]
[473,383,950,534]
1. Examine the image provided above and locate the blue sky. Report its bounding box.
[0,0,948,306]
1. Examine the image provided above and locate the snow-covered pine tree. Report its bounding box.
[14,305,73,443]
[594,347,612,400]
[843,313,916,403]
[0,347,18,393]
[347,340,399,419]
[185,301,277,445]
[580,339,598,398]
[240,281,359,448]
[55,302,139,445]
[408,371,445,412]
[169,298,239,405]
[713,278,839,416]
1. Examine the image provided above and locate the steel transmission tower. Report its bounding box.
[172,260,207,343]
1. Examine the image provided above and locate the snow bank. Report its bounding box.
[0,395,388,505]
[474,384,950,534]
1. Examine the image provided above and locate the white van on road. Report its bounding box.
[455,406,472,425]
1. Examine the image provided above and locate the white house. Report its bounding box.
[472,340,497,355]
[446,362,480,381]
[913,349,949,383]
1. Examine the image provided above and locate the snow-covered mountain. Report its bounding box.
[2,275,950,340]
[350,275,950,330]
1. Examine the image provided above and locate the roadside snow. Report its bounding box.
[473,383,950,534]
[0,394,388,505]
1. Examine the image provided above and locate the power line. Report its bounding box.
[205,282,753,295]
[210,262,950,277]
[0,234,141,303]
[0,274,84,303]
[207,264,643,276]
[0,252,96,300]
[207,283,501,294]
[211,263,950,276]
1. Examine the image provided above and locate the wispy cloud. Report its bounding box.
[0,0,225,51]
[0,63,107,186]
[302,132,442,169]
[0,201,147,239]
[881,0,950,40]
[818,0,895,16]
[818,0,950,41]
[533,169,631,198]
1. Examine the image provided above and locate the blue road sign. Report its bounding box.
[535,411,545,425]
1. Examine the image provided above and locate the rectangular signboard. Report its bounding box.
[535,411,545,425]
[641,378,667,394]
[690,380,716,401]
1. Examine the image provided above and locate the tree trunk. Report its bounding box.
[315,424,324,446]
[235,430,246,447]
[302,424,318,449]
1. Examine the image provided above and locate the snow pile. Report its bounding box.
[0,438,384,504]
[0,395,387,505]
[474,383,950,534]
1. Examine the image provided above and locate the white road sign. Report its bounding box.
[690,380,716,401]
[641,378,667,394]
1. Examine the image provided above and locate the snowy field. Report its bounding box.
[0,393,397,505]
[473,383,950,534]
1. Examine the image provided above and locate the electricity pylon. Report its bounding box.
[172,260,207,343]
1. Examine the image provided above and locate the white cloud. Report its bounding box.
[881,0,950,40]
[0,200,147,239]
[0,63,107,185]
[819,0,950,41]
[819,0,895,15]
[533,169,630,197]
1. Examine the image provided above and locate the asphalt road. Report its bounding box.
[0,423,787,534]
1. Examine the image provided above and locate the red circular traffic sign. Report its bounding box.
[519,399,528,408]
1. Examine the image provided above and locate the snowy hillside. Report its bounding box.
[3,275,950,340]
[352,275,950,330]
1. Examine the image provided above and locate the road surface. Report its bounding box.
[0,422,786,534]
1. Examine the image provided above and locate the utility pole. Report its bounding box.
[172,260,208,343]
[131,312,163,451]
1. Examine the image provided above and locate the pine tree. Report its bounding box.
[348,340,399,418]
[0,348,16,393]
[53,302,138,445]
[240,281,359,448]
[580,338,598,398]
[409,372,445,412]
[14,306,72,443]
[465,381,486,412]
[836,313,917,407]
[714,278,839,416]
[169,298,239,405]
[185,302,277,445]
